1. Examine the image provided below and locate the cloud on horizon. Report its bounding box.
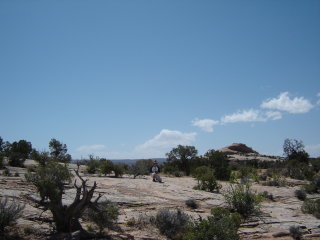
[134,129,197,158]
[261,92,314,114]
[191,118,219,132]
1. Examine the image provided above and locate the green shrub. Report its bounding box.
[308,176,320,193]
[185,199,198,209]
[155,208,190,240]
[99,159,114,176]
[86,157,100,174]
[0,197,25,234]
[285,160,314,180]
[193,166,221,192]
[294,189,307,201]
[25,161,72,202]
[128,159,153,178]
[262,173,286,187]
[126,218,136,227]
[301,199,320,219]
[86,200,119,233]
[310,158,320,172]
[184,207,240,240]
[113,164,125,178]
[224,183,262,218]
[136,213,156,229]
[303,183,317,194]
[261,191,274,201]
[229,171,241,183]
[205,150,231,180]
[289,225,303,240]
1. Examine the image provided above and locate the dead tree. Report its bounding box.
[25,162,102,233]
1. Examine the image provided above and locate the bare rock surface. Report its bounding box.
[1,166,320,239]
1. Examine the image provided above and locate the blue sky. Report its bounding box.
[1,0,319,159]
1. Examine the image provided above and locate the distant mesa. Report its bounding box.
[217,143,258,155]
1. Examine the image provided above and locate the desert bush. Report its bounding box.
[310,158,320,172]
[86,200,119,233]
[155,208,190,240]
[3,168,11,177]
[25,162,101,233]
[136,213,156,229]
[303,176,320,194]
[128,159,153,178]
[259,173,267,181]
[113,164,125,178]
[126,218,136,227]
[262,173,286,187]
[86,156,100,174]
[289,225,303,240]
[205,150,231,180]
[301,199,320,219]
[99,159,114,176]
[25,161,72,202]
[184,207,241,240]
[185,199,198,209]
[284,160,314,180]
[0,197,25,234]
[193,166,221,192]
[303,183,317,194]
[229,171,241,183]
[224,183,262,218]
[261,191,274,201]
[294,189,307,201]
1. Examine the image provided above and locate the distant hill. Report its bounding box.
[217,143,258,155]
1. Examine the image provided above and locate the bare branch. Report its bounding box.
[94,193,103,204]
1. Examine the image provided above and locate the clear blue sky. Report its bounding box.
[1,0,319,159]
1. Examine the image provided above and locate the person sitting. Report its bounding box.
[150,160,162,182]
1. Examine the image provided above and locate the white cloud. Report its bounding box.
[192,118,219,132]
[305,144,320,158]
[221,109,282,124]
[265,111,282,120]
[221,109,264,123]
[261,92,313,114]
[317,92,320,97]
[134,129,197,158]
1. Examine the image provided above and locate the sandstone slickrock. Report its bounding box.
[1,165,320,239]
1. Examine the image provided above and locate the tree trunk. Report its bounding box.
[52,207,83,232]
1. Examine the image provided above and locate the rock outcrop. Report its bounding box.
[218,143,258,155]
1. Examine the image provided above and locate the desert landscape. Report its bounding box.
[1,143,320,240]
